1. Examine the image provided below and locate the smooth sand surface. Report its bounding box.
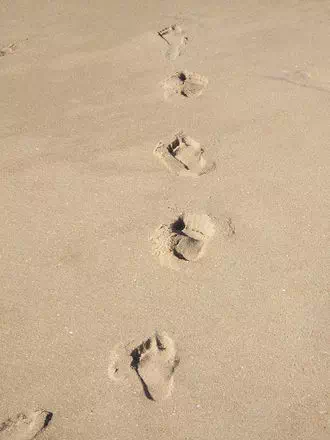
[1,1,329,439]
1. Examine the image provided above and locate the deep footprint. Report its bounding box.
[162,70,208,99]
[108,333,179,401]
[158,24,188,61]
[130,332,180,401]
[154,131,216,177]
[0,411,52,440]
[151,213,216,269]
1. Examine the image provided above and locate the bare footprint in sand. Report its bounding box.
[154,131,216,177]
[131,333,180,401]
[262,66,330,94]
[108,332,179,401]
[150,213,216,270]
[0,411,52,440]
[162,71,208,99]
[0,39,28,57]
[158,24,188,61]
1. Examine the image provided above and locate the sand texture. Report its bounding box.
[0,1,329,439]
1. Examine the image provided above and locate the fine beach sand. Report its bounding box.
[0,1,329,439]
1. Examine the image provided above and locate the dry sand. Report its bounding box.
[0,0,329,439]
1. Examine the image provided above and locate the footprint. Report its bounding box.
[158,24,188,61]
[0,43,17,57]
[162,71,208,99]
[150,213,215,270]
[0,39,28,57]
[263,66,330,94]
[131,332,180,401]
[0,411,52,440]
[108,332,179,401]
[154,131,216,177]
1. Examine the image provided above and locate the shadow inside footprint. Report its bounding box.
[130,344,155,401]
[171,216,185,233]
[43,412,53,429]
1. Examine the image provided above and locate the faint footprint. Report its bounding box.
[158,24,188,61]
[0,39,28,57]
[108,332,179,401]
[154,131,216,177]
[150,213,215,270]
[162,71,208,99]
[0,410,52,440]
[262,66,330,94]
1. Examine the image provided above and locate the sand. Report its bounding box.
[0,0,329,439]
